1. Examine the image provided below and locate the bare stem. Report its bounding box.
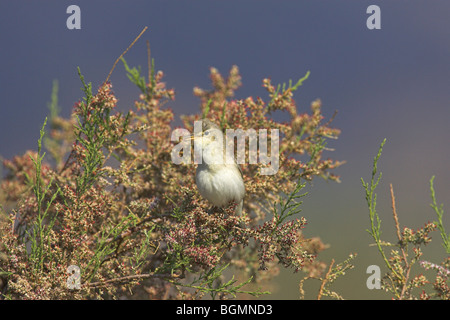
[105,26,148,84]
[390,184,410,299]
[317,259,334,300]
[87,272,177,289]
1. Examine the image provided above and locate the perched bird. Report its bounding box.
[192,119,245,215]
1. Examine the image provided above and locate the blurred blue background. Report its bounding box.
[1,1,449,299]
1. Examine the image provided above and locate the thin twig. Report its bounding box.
[104,26,148,84]
[317,259,334,300]
[390,184,410,299]
[87,272,177,289]
[390,184,402,242]
[323,110,339,129]
[87,213,168,249]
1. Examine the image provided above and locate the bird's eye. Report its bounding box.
[204,131,210,136]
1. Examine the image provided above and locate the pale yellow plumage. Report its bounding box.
[193,119,245,215]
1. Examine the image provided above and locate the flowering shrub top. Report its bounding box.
[0,53,342,299]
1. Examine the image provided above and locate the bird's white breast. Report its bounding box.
[196,164,245,207]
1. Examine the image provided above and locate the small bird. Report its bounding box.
[192,119,245,215]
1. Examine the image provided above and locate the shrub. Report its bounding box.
[0,41,342,299]
[361,139,449,299]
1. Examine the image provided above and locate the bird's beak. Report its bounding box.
[190,133,203,141]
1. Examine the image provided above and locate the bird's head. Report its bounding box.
[192,119,227,164]
[192,119,223,148]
